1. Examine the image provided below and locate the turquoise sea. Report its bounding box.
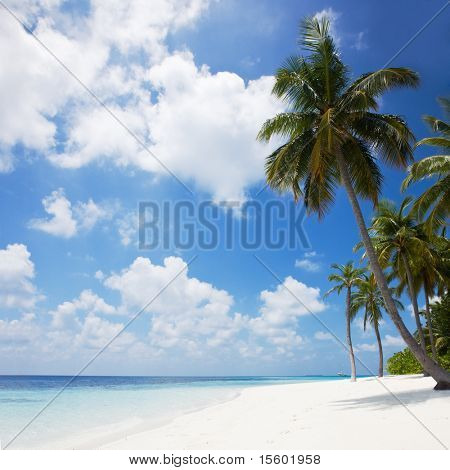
[0,375,345,449]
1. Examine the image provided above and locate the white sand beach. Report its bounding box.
[99,375,449,450]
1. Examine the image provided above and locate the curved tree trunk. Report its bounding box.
[424,285,438,363]
[346,287,357,382]
[374,321,384,377]
[335,151,450,390]
[401,252,426,353]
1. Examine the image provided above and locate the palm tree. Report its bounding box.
[369,198,429,353]
[428,293,450,356]
[351,273,403,377]
[416,232,449,362]
[257,15,450,388]
[402,97,450,235]
[324,262,366,381]
[390,229,449,364]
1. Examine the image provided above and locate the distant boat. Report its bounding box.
[337,372,348,377]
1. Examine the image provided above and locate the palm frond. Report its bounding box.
[349,113,415,168]
[344,68,419,101]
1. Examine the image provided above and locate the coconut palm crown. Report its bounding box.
[258,16,417,218]
[351,273,403,377]
[402,97,450,234]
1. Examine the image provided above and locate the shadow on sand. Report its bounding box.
[331,384,450,412]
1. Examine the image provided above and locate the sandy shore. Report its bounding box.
[99,375,449,450]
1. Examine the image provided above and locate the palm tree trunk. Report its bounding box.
[335,151,450,390]
[346,287,357,382]
[374,321,384,377]
[401,252,426,353]
[424,285,438,363]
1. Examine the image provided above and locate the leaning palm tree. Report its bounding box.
[257,15,450,388]
[402,97,450,235]
[324,262,366,381]
[351,273,403,377]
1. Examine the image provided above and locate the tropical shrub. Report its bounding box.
[387,347,450,374]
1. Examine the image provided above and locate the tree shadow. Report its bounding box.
[331,387,450,411]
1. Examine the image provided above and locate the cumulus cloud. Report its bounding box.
[0,248,329,367]
[314,331,333,341]
[28,188,111,238]
[0,313,40,347]
[383,334,405,347]
[54,52,282,201]
[143,52,282,201]
[50,289,117,329]
[0,244,41,309]
[356,334,404,353]
[249,276,326,353]
[1,0,282,201]
[356,342,377,352]
[116,211,139,246]
[295,251,322,272]
[104,256,245,353]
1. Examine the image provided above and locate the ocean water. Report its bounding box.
[0,375,345,449]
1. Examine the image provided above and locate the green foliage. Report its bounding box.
[386,348,423,374]
[387,347,450,375]
[428,293,450,354]
[402,97,450,234]
[257,15,418,218]
[388,293,450,374]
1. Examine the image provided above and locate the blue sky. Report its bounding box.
[0,0,448,376]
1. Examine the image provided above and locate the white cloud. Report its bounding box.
[104,258,327,356]
[0,244,41,309]
[0,0,210,161]
[314,331,333,341]
[28,189,77,237]
[74,314,135,351]
[354,317,372,336]
[50,289,117,329]
[0,313,40,348]
[357,342,377,352]
[295,259,321,272]
[0,148,14,173]
[383,334,405,347]
[295,251,322,272]
[56,51,282,201]
[249,276,326,352]
[351,31,368,51]
[1,1,283,201]
[28,188,110,237]
[116,211,139,246]
[74,198,110,231]
[313,8,366,52]
[0,249,331,368]
[356,334,405,351]
[313,8,341,45]
[104,256,245,353]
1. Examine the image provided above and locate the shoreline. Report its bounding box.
[97,375,449,450]
[41,388,245,451]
